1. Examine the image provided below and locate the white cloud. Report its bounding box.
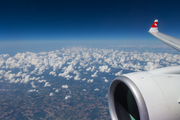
[87,79,93,83]
[74,75,80,80]
[103,77,108,82]
[38,80,46,83]
[65,95,71,100]
[28,89,38,92]
[86,67,91,71]
[106,68,111,73]
[104,79,108,82]
[44,82,51,87]
[61,74,73,80]
[49,92,54,96]
[31,81,36,88]
[20,75,30,83]
[91,70,98,78]
[94,88,99,91]
[91,66,95,72]
[144,62,161,71]
[58,64,74,80]
[73,70,80,80]
[49,71,57,76]
[55,89,59,92]
[62,85,68,89]
[4,72,16,82]
[99,65,110,73]
[115,70,123,76]
[0,70,5,76]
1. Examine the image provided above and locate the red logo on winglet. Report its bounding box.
[151,22,158,27]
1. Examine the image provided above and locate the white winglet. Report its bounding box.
[148,19,159,33]
[148,19,180,52]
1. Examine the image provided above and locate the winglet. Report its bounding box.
[148,19,159,33]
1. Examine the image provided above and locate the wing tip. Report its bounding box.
[154,19,158,22]
[148,19,159,33]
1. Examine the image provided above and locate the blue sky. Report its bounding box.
[0,0,180,54]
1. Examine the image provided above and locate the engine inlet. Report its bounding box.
[108,76,149,120]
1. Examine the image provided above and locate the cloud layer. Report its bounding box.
[0,46,179,88]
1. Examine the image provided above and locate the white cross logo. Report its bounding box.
[154,23,157,26]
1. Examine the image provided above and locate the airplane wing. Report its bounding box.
[108,20,180,120]
[148,19,180,52]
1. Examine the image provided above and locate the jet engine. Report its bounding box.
[108,66,180,120]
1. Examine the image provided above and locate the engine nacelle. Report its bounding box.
[108,66,180,120]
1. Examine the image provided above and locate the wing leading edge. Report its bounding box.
[148,19,180,52]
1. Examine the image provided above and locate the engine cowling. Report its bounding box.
[108,66,180,120]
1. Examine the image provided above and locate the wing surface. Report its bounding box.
[148,19,180,52]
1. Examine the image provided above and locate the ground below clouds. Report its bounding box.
[0,46,179,119]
